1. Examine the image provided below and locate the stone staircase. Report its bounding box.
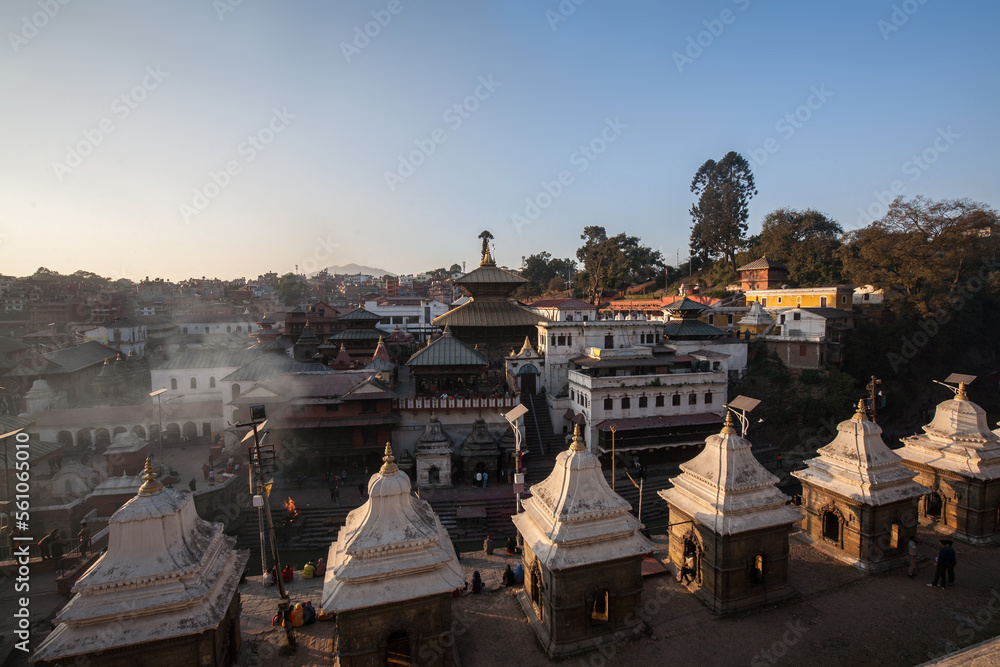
[520,391,564,485]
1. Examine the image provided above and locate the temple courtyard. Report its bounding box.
[232,525,1000,667]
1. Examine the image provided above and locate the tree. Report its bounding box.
[689,151,757,269]
[839,197,1000,315]
[448,263,462,274]
[750,208,844,286]
[576,226,664,305]
[517,252,577,299]
[276,273,307,306]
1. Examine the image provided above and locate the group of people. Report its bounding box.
[263,559,327,586]
[36,521,92,575]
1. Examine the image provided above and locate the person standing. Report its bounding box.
[929,539,952,587]
[475,472,483,488]
[51,534,65,575]
[78,522,91,556]
[483,535,494,556]
[209,469,215,485]
[680,553,696,584]
[358,480,366,500]
[907,536,919,578]
[943,540,957,585]
[38,528,59,561]
[483,471,488,489]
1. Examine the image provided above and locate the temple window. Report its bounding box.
[656,395,664,407]
[638,396,648,408]
[591,590,610,624]
[621,397,630,409]
[672,395,681,406]
[604,398,613,411]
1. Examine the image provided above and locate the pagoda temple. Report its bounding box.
[432,241,547,361]
[896,381,1000,545]
[322,444,464,666]
[793,401,928,572]
[32,460,248,666]
[511,424,654,658]
[659,412,801,614]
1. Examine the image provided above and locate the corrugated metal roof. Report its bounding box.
[595,412,723,431]
[737,256,786,271]
[528,298,595,309]
[338,308,381,321]
[406,329,487,367]
[663,297,707,313]
[432,300,545,328]
[153,348,263,370]
[35,341,118,374]
[329,329,384,340]
[220,355,333,382]
[454,265,526,285]
[662,319,727,339]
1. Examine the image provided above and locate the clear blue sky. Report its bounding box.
[1,0,997,281]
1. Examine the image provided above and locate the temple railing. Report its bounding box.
[394,396,521,410]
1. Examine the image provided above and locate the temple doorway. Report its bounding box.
[518,364,539,396]
[428,465,440,484]
[822,511,840,542]
[926,491,943,518]
[683,537,700,583]
[385,630,411,666]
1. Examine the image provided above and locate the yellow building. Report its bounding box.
[744,286,853,311]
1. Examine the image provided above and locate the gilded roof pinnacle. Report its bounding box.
[721,411,736,435]
[137,457,164,495]
[570,423,586,452]
[957,382,969,401]
[853,399,867,421]
[379,442,398,474]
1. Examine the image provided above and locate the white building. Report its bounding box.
[517,318,747,456]
[527,298,599,323]
[362,297,450,341]
[79,318,148,355]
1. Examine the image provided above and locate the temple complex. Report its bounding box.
[460,418,500,483]
[321,444,464,666]
[659,412,801,614]
[896,381,1000,545]
[432,243,547,362]
[414,416,454,488]
[512,424,654,658]
[32,460,248,666]
[405,326,487,397]
[793,401,928,572]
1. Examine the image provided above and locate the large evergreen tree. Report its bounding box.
[689,151,757,269]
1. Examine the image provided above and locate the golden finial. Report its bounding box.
[481,245,495,267]
[379,442,398,474]
[570,423,586,452]
[721,411,736,435]
[853,399,867,421]
[956,382,969,401]
[137,457,164,495]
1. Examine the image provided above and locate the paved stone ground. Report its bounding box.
[234,524,1000,666]
[11,523,1000,666]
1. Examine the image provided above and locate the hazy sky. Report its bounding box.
[2,1,997,281]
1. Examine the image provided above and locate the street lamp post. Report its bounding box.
[149,388,167,476]
[504,404,529,548]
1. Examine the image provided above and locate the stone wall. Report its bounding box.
[334,593,456,666]
[905,463,1000,545]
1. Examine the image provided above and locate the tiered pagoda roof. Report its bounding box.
[793,401,929,505]
[512,424,653,570]
[659,412,800,534]
[897,383,1000,480]
[321,445,464,612]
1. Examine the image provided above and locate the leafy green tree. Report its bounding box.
[276,273,308,306]
[689,151,757,269]
[576,226,664,305]
[448,263,462,274]
[518,252,577,299]
[749,208,844,286]
[839,197,1000,315]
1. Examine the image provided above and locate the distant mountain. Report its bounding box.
[319,264,392,278]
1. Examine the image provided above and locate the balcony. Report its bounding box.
[568,369,725,391]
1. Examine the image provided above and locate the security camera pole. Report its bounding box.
[237,404,295,651]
